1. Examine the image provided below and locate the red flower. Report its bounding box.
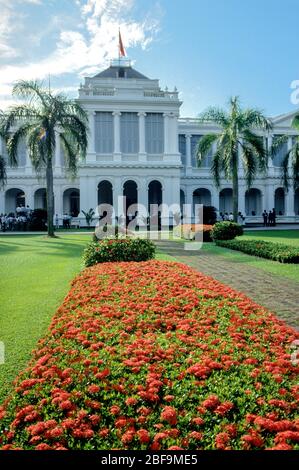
[137,429,150,443]
[160,406,177,426]
[88,384,100,394]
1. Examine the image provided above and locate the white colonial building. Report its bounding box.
[1,60,299,225]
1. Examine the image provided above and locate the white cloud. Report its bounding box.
[0,0,161,109]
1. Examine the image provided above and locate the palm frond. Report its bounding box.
[270,134,288,158]
[291,115,299,131]
[196,134,218,166]
[238,109,272,132]
[60,133,78,178]
[7,122,35,167]
[198,107,228,127]
[210,145,223,188]
[12,80,49,108]
[242,130,268,172]
[291,140,299,189]
[241,144,257,188]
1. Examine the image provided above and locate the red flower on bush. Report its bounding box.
[0,260,298,450]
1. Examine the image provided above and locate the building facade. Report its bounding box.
[1,60,299,225]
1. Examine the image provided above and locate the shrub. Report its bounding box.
[0,261,298,450]
[211,221,243,241]
[173,224,213,241]
[83,238,155,266]
[215,239,299,264]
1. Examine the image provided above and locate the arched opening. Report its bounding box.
[123,180,138,224]
[295,188,299,215]
[245,188,262,216]
[148,180,162,208]
[193,188,211,211]
[5,188,25,214]
[98,180,113,206]
[63,188,80,217]
[148,180,163,229]
[219,188,233,215]
[180,189,185,215]
[274,188,285,215]
[34,188,47,210]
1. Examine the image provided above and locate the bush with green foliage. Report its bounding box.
[215,239,299,264]
[211,221,243,241]
[83,238,156,267]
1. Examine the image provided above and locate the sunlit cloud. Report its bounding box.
[0,0,161,109]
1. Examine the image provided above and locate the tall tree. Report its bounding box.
[0,110,7,188]
[270,116,299,190]
[196,97,272,221]
[5,80,88,236]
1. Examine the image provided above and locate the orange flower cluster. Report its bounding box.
[0,260,298,450]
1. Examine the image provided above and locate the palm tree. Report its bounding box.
[270,116,299,190]
[196,97,272,221]
[5,80,88,237]
[0,110,7,188]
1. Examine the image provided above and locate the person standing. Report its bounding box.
[262,210,268,227]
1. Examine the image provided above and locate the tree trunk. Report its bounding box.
[46,158,55,237]
[232,151,239,222]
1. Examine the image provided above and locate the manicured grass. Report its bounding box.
[0,234,90,402]
[242,229,299,247]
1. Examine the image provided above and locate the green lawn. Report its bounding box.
[0,234,90,402]
[242,229,299,247]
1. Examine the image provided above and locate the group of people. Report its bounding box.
[219,211,246,225]
[0,205,32,232]
[262,208,277,227]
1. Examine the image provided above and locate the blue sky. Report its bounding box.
[0,0,299,117]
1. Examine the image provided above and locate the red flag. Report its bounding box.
[118,30,126,57]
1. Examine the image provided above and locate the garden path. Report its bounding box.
[156,240,299,330]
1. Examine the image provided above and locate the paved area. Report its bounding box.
[156,240,299,330]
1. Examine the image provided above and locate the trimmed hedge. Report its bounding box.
[215,239,299,264]
[83,238,155,267]
[211,222,243,241]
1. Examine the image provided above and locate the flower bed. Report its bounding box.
[0,260,298,450]
[215,239,299,264]
[173,224,213,241]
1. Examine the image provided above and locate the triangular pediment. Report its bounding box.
[271,109,299,129]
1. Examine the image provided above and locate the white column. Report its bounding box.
[211,188,218,210]
[163,113,170,155]
[287,136,293,171]
[54,134,61,173]
[113,111,121,162]
[238,186,246,217]
[25,146,32,175]
[137,183,148,228]
[286,187,295,216]
[0,191,5,214]
[138,112,146,162]
[87,111,96,162]
[186,133,192,168]
[267,135,274,174]
[265,184,275,212]
[56,185,62,214]
[113,179,122,222]
[26,189,34,211]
